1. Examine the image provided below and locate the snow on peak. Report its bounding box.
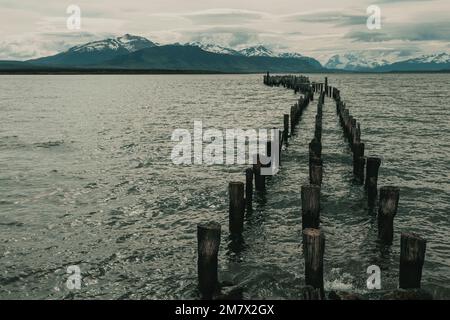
[406,52,450,64]
[184,42,242,56]
[238,46,305,59]
[69,34,156,54]
[184,43,305,59]
[239,45,274,57]
[325,51,408,70]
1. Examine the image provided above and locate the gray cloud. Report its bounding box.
[1,1,449,60]
[186,27,261,47]
[182,9,264,25]
[0,31,115,60]
[346,21,450,42]
[285,11,368,26]
[345,31,392,42]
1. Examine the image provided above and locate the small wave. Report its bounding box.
[33,140,64,148]
[84,182,98,189]
[0,221,23,227]
[121,143,137,150]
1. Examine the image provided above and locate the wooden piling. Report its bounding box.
[284,114,289,142]
[278,128,283,166]
[290,105,296,136]
[378,186,400,244]
[301,185,321,229]
[399,233,427,289]
[309,156,323,179]
[197,222,221,299]
[310,164,323,186]
[353,142,365,183]
[365,157,381,207]
[245,168,253,211]
[253,155,265,191]
[303,228,325,298]
[229,182,245,236]
[309,138,322,159]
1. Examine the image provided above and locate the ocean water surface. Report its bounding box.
[0,73,449,299]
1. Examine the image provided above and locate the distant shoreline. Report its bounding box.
[1,68,450,75]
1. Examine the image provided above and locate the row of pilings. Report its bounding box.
[195,73,428,300]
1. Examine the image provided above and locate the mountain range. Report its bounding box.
[325,51,450,72]
[1,34,450,73]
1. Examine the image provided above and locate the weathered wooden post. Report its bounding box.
[353,142,365,183]
[365,157,381,207]
[349,118,357,147]
[277,128,282,167]
[253,155,265,191]
[310,164,323,186]
[290,105,296,136]
[265,139,272,170]
[309,138,322,159]
[245,168,253,211]
[284,114,289,142]
[399,233,427,289]
[229,182,245,236]
[309,157,323,181]
[378,186,400,244]
[197,222,221,299]
[301,185,321,229]
[303,228,325,298]
[314,114,322,142]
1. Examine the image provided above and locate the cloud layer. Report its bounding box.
[0,0,449,62]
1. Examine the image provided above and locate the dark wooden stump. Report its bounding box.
[399,233,426,289]
[378,186,399,244]
[290,105,296,135]
[309,138,322,159]
[303,228,325,298]
[245,168,253,211]
[284,114,289,141]
[353,142,365,183]
[253,155,265,191]
[197,222,221,299]
[365,157,381,207]
[310,164,323,186]
[229,182,245,236]
[301,185,321,229]
[309,156,323,181]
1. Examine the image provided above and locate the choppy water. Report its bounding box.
[0,74,449,299]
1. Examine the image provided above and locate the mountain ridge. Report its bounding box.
[0,34,447,72]
[98,45,323,72]
[23,34,324,72]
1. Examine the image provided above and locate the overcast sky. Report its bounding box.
[1,0,449,62]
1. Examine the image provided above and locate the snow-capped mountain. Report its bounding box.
[68,34,157,54]
[26,35,323,71]
[183,42,307,60]
[184,42,242,56]
[325,51,406,71]
[29,34,157,66]
[325,51,450,72]
[238,45,274,57]
[375,52,450,72]
[402,52,450,64]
